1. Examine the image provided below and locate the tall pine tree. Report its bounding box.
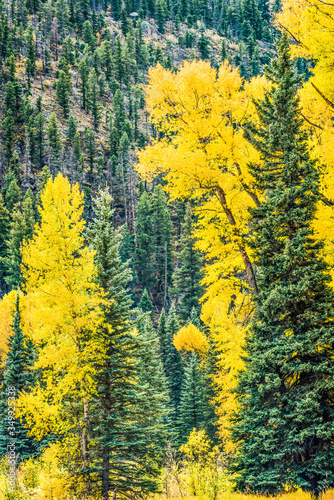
[232,35,334,497]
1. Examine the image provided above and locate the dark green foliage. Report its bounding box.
[78,59,89,110]
[66,115,77,141]
[88,69,101,130]
[56,70,71,117]
[25,25,36,84]
[177,351,213,444]
[197,27,210,59]
[134,191,154,290]
[88,190,169,498]
[0,195,10,294]
[139,287,153,314]
[232,35,334,497]
[164,303,183,419]
[0,297,38,461]
[3,190,36,289]
[172,203,203,321]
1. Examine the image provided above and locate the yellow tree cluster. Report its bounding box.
[137,54,334,447]
[136,60,267,444]
[0,174,107,475]
[276,0,334,271]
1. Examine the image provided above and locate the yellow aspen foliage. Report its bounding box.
[0,289,22,361]
[17,174,107,450]
[173,323,209,355]
[275,1,334,274]
[136,61,266,446]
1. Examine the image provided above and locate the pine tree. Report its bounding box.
[136,314,170,456]
[134,191,154,290]
[66,114,77,141]
[46,112,62,173]
[139,287,153,314]
[177,351,209,444]
[0,296,38,461]
[113,35,126,85]
[5,179,21,212]
[4,190,36,289]
[0,195,10,294]
[25,25,36,86]
[172,203,203,321]
[88,190,167,498]
[197,27,210,59]
[88,69,100,130]
[232,35,334,497]
[151,185,173,306]
[164,303,183,420]
[56,70,70,117]
[78,59,89,111]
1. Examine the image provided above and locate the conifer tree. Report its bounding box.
[151,185,173,306]
[88,69,101,130]
[157,308,167,362]
[232,35,334,497]
[56,70,71,117]
[5,179,21,212]
[25,25,36,85]
[46,112,62,173]
[177,351,209,444]
[134,191,154,290]
[66,114,77,141]
[164,302,183,419]
[0,195,10,294]
[139,287,153,314]
[78,59,89,111]
[172,203,203,321]
[88,190,167,498]
[197,27,210,59]
[4,191,36,289]
[0,296,38,461]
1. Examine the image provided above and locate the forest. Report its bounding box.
[0,0,334,498]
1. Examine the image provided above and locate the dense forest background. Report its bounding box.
[1,0,334,498]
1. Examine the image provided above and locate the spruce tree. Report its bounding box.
[4,190,36,289]
[197,27,210,59]
[78,59,89,111]
[232,35,334,497]
[177,351,210,444]
[164,302,184,420]
[151,185,173,306]
[139,287,153,314]
[88,69,101,130]
[88,190,168,498]
[0,296,38,461]
[56,70,70,117]
[172,203,203,321]
[134,191,154,291]
[46,113,62,173]
[0,195,10,294]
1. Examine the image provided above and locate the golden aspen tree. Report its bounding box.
[275,1,334,274]
[136,60,266,445]
[17,174,107,489]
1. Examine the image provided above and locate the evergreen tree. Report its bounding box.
[177,351,209,444]
[138,287,153,314]
[164,303,183,420]
[0,296,38,461]
[4,191,36,289]
[88,69,101,130]
[113,35,126,85]
[46,113,62,173]
[25,25,36,86]
[56,70,71,117]
[197,27,210,59]
[0,195,10,294]
[66,114,77,141]
[151,185,173,306]
[134,191,154,290]
[172,203,203,321]
[232,35,334,497]
[78,59,89,111]
[88,190,167,498]
[5,179,21,212]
